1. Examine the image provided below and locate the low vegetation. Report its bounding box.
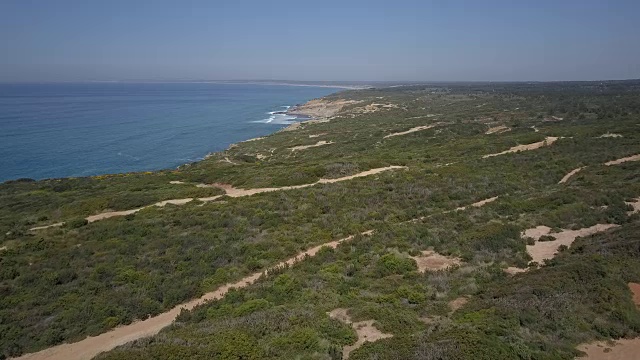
[2,81,640,359]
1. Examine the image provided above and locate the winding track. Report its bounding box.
[15,231,375,360]
[29,166,406,231]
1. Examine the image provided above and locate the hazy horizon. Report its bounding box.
[1,0,639,82]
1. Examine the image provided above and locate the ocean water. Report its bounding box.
[0,83,341,182]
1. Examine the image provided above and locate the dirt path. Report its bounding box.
[482,137,559,158]
[328,308,392,359]
[485,125,511,135]
[15,231,374,360]
[455,196,498,211]
[605,154,640,165]
[29,197,222,231]
[30,167,405,231]
[383,124,437,139]
[559,167,586,184]
[599,133,623,138]
[288,140,334,151]
[211,166,406,197]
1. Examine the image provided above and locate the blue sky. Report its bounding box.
[1,0,638,82]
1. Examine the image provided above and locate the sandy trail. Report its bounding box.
[211,166,406,198]
[328,308,392,359]
[506,224,619,274]
[482,137,558,158]
[15,231,374,360]
[599,133,623,138]
[288,140,334,151]
[29,197,222,231]
[455,196,498,211]
[407,195,498,224]
[30,167,405,231]
[383,124,437,139]
[605,154,640,166]
[559,167,585,184]
[485,125,511,135]
[410,250,462,272]
[309,133,327,138]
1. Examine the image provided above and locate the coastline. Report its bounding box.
[0,86,345,184]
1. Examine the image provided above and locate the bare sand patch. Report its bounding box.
[507,224,619,274]
[577,339,640,359]
[605,154,640,166]
[29,222,64,231]
[485,125,511,135]
[288,99,360,118]
[352,103,399,114]
[625,199,640,215]
[448,297,468,313]
[599,133,623,138]
[0,246,7,252]
[168,181,185,184]
[328,308,393,359]
[482,137,559,158]
[309,133,327,138]
[455,196,498,211]
[559,167,586,184]
[531,126,539,133]
[383,124,437,139]
[220,157,238,165]
[288,140,334,151]
[578,283,640,360]
[410,250,462,272]
[629,283,640,307]
[16,231,374,360]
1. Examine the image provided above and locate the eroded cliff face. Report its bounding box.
[287,98,361,119]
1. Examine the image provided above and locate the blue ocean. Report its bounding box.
[0,83,341,182]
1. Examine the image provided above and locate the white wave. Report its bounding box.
[254,106,298,124]
[253,113,299,125]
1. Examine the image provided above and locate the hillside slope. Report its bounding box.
[2,81,640,359]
